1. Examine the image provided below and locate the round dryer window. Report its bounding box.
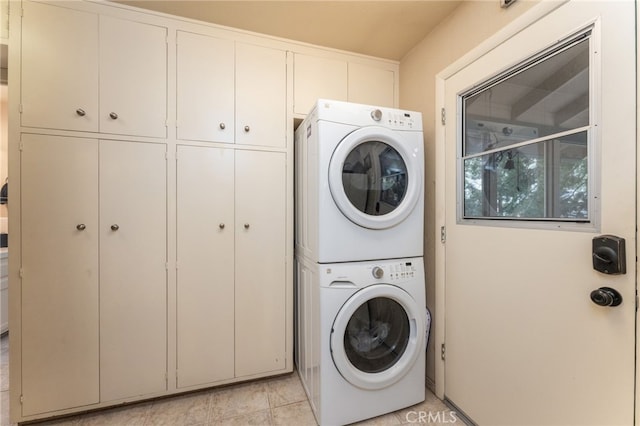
[330,284,425,390]
[329,126,422,229]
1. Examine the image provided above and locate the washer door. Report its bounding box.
[330,284,425,390]
[329,126,421,229]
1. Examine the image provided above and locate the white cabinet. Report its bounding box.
[176,32,235,143]
[293,52,397,115]
[20,1,167,138]
[177,33,286,147]
[348,62,395,109]
[235,43,287,148]
[20,134,100,416]
[19,134,167,414]
[176,145,235,388]
[99,141,167,401]
[176,146,286,387]
[293,54,347,115]
[235,149,286,376]
[21,1,99,132]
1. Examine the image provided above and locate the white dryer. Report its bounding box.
[295,99,424,263]
[296,255,426,425]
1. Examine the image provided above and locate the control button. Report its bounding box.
[371,109,382,121]
[372,266,384,279]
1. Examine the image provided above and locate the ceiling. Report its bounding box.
[111,1,463,60]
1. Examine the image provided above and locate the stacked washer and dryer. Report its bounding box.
[294,99,426,425]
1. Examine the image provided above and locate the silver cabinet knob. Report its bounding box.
[76,108,86,117]
[76,224,86,231]
[244,125,250,132]
[219,223,225,229]
[372,266,384,279]
[219,123,226,130]
[244,223,250,229]
[109,112,118,120]
[111,224,119,231]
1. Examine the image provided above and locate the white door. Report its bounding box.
[176,32,235,144]
[20,134,99,415]
[235,43,287,148]
[235,150,287,376]
[99,16,167,138]
[441,1,635,424]
[176,145,235,387]
[99,141,167,401]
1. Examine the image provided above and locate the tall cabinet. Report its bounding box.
[10,0,398,422]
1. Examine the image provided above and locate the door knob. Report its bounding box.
[244,223,250,229]
[219,223,225,229]
[111,224,119,231]
[219,123,226,130]
[109,112,118,120]
[76,223,86,231]
[244,125,250,132]
[590,287,622,307]
[76,108,86,117]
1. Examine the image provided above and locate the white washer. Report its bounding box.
[295,99,424,263]
[296,255,426,425]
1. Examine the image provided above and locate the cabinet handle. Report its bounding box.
[219,123,226,130]
[76,108,86,117]
[219,223,225,229]
[76,224,86,231]
[244,223,250,229]
[109,112,118,120]
[111,224,120,231]
[244,125,250,132]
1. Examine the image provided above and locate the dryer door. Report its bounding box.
[330,284,425,390]
[329,127,422,229]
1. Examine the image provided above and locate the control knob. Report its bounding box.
[372,266,384,279]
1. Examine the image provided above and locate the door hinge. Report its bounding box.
[441,108,446,125]
[20,394,24,404]
[441,343,446,361]
[19,267,23,278]
[440,226,446,244]
[18,103,23,114]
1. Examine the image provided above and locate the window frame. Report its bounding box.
[456,26,600,231]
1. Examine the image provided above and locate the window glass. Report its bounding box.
[342,142,408,216]
[462,34,591,222]
[343,297,409,373]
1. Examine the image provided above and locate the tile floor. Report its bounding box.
[0,334,458,425]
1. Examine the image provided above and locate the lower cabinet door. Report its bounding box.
[99,140,167,401]
[176,145,235,387]
[20,134,100,415]
[235,150,287,377]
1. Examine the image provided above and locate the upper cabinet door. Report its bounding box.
[236,43,286,148]
[176,31,234,143]
[21,1,99,132]
[293,53,347,115]
[348,63,395,108]
[99,16,167,138]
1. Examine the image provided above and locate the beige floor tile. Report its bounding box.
[145,391,212,426]
[79,401,152,426]
[271,400,317,426]
[266,372,307,408]
[211,381,270,421]
[213,409,272,426]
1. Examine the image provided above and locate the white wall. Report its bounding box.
[399,0,542,385]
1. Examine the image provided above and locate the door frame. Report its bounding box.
[434,0,638,420]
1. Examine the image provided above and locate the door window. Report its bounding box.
[343,297,410,373]
[342,142,408,216]
[461,32,592,223]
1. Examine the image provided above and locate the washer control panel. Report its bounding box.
[371,261,417,281]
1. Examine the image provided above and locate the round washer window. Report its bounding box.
[329,126,422,230]
[342,142,408,216]
[330,284,424,390]
[344,297,410,373]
